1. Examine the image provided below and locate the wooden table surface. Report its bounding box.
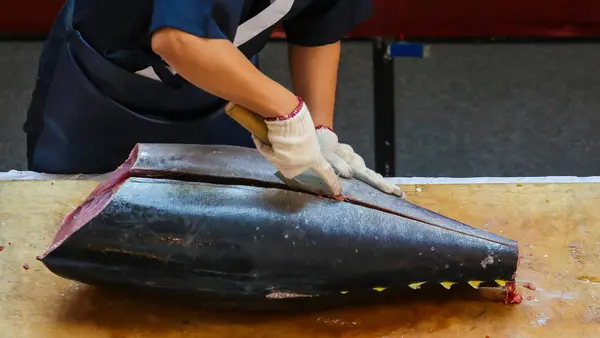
[1,180,599,337]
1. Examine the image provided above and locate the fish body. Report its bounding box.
[39,144,519,307]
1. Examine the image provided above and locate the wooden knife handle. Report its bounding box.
[225,102,271,146]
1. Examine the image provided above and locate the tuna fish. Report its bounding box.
[38,143,519,309]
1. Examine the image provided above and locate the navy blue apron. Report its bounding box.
[24,0,256,174]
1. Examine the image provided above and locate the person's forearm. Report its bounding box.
[288,41,341,128]
[152,28,298,118]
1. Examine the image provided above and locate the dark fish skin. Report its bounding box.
[39,144,519,306]
[131,144,515,248]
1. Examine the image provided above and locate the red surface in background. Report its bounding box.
[2,0,600,38]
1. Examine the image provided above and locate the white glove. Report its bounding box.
[316,126,405,198]
[252,98,342,196]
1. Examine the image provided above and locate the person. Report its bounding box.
[23,0,404,198]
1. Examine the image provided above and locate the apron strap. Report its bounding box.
[149,58,187,88]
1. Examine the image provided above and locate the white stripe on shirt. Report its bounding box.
[136,0,295,81]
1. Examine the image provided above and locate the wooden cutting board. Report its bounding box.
[1,180,599,338]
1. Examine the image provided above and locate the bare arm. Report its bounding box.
[288,41,341,128]
[151,28,298,118]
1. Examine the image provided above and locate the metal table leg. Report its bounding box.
[372,38,396,177]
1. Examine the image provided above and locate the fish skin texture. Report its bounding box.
[39,144,519,309]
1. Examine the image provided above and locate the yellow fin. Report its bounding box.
[440,281,457,290]
[495,279,507,287]
[373,287,387,292]
[468,281,484,289]
[340,291,349,295]
[408,282,426,290]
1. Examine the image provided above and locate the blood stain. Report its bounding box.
[523,282,536,290]
[0,245,4,252]
[527,296,534,301]
[23,264,30,270]
[504,282,522,304]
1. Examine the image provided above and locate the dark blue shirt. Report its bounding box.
[73,0,374,75]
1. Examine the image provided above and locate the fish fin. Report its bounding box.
[468,280,484,289]
[495,279,507,287]
[408,282,426,290]
[440,281,457,289]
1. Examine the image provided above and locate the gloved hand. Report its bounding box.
[315,126,405,198]
[252,98,342,196]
